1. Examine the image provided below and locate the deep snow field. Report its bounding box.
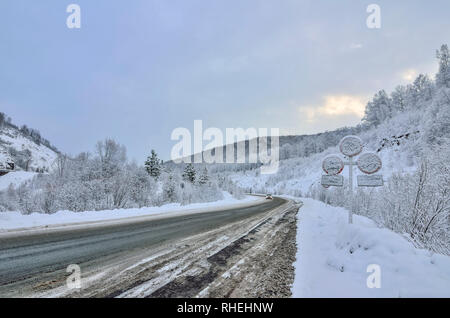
[292,198,450,298]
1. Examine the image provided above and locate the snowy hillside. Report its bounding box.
[0,171,37,192]
[230,116,421,196]
[0,121,58,172]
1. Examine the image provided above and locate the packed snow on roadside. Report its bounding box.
[0,171,37,191]
[0,192,260,231]
[292,198,450,298]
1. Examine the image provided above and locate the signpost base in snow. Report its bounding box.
[344,156,356,224]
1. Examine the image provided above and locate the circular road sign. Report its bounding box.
[339,135,363,157]
[322,155,344,175]
[357,152,382,174]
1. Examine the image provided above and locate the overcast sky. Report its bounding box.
[1,0,449,161]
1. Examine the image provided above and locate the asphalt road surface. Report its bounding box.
[0,197,286,294]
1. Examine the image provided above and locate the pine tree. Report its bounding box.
[163,174,176,202]
[0,112,5,128]
[436,44,450,88]
[145,149,161,180]
[182,163,196,183]
[198,167,209,185]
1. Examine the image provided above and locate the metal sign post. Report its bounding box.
[345,156,356,224]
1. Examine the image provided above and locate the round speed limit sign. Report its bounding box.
[357,152,382,174]
[339,135,363,157]
[322,155,344,175]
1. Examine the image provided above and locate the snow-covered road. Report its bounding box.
[0,196,298,298]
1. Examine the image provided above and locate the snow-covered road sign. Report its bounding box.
[339,135,363,157]
[322,155,344,175]
[357,174,383,187]
[321,174,344,187]
[357,152,382,174]
[319,136,384,224]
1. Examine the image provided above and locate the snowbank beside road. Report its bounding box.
[292,198,450,298]
[0,192,261,231]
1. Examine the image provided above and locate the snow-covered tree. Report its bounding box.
[425,87,450,144]
[144,149,161,180]
[363,90,393,126]
[0,112,5,128]
[182,163,196,183]
[197,167,209,185]
[406,74,434,109]
[20,125,30,136]
[436,44,450,88]
[391,85,407,113]
[128,166,153,208]
[22,149,32,172]
[95,138,127,178]
[163,174,177,203]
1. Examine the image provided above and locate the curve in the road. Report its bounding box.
[0,197,286,287]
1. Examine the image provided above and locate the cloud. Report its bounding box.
[298,95,367,124]
[349,43,363,49]
[401,69,418,82]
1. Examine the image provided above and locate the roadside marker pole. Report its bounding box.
[344,156,356,224]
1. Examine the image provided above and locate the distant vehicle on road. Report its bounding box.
[265,194,273,200]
